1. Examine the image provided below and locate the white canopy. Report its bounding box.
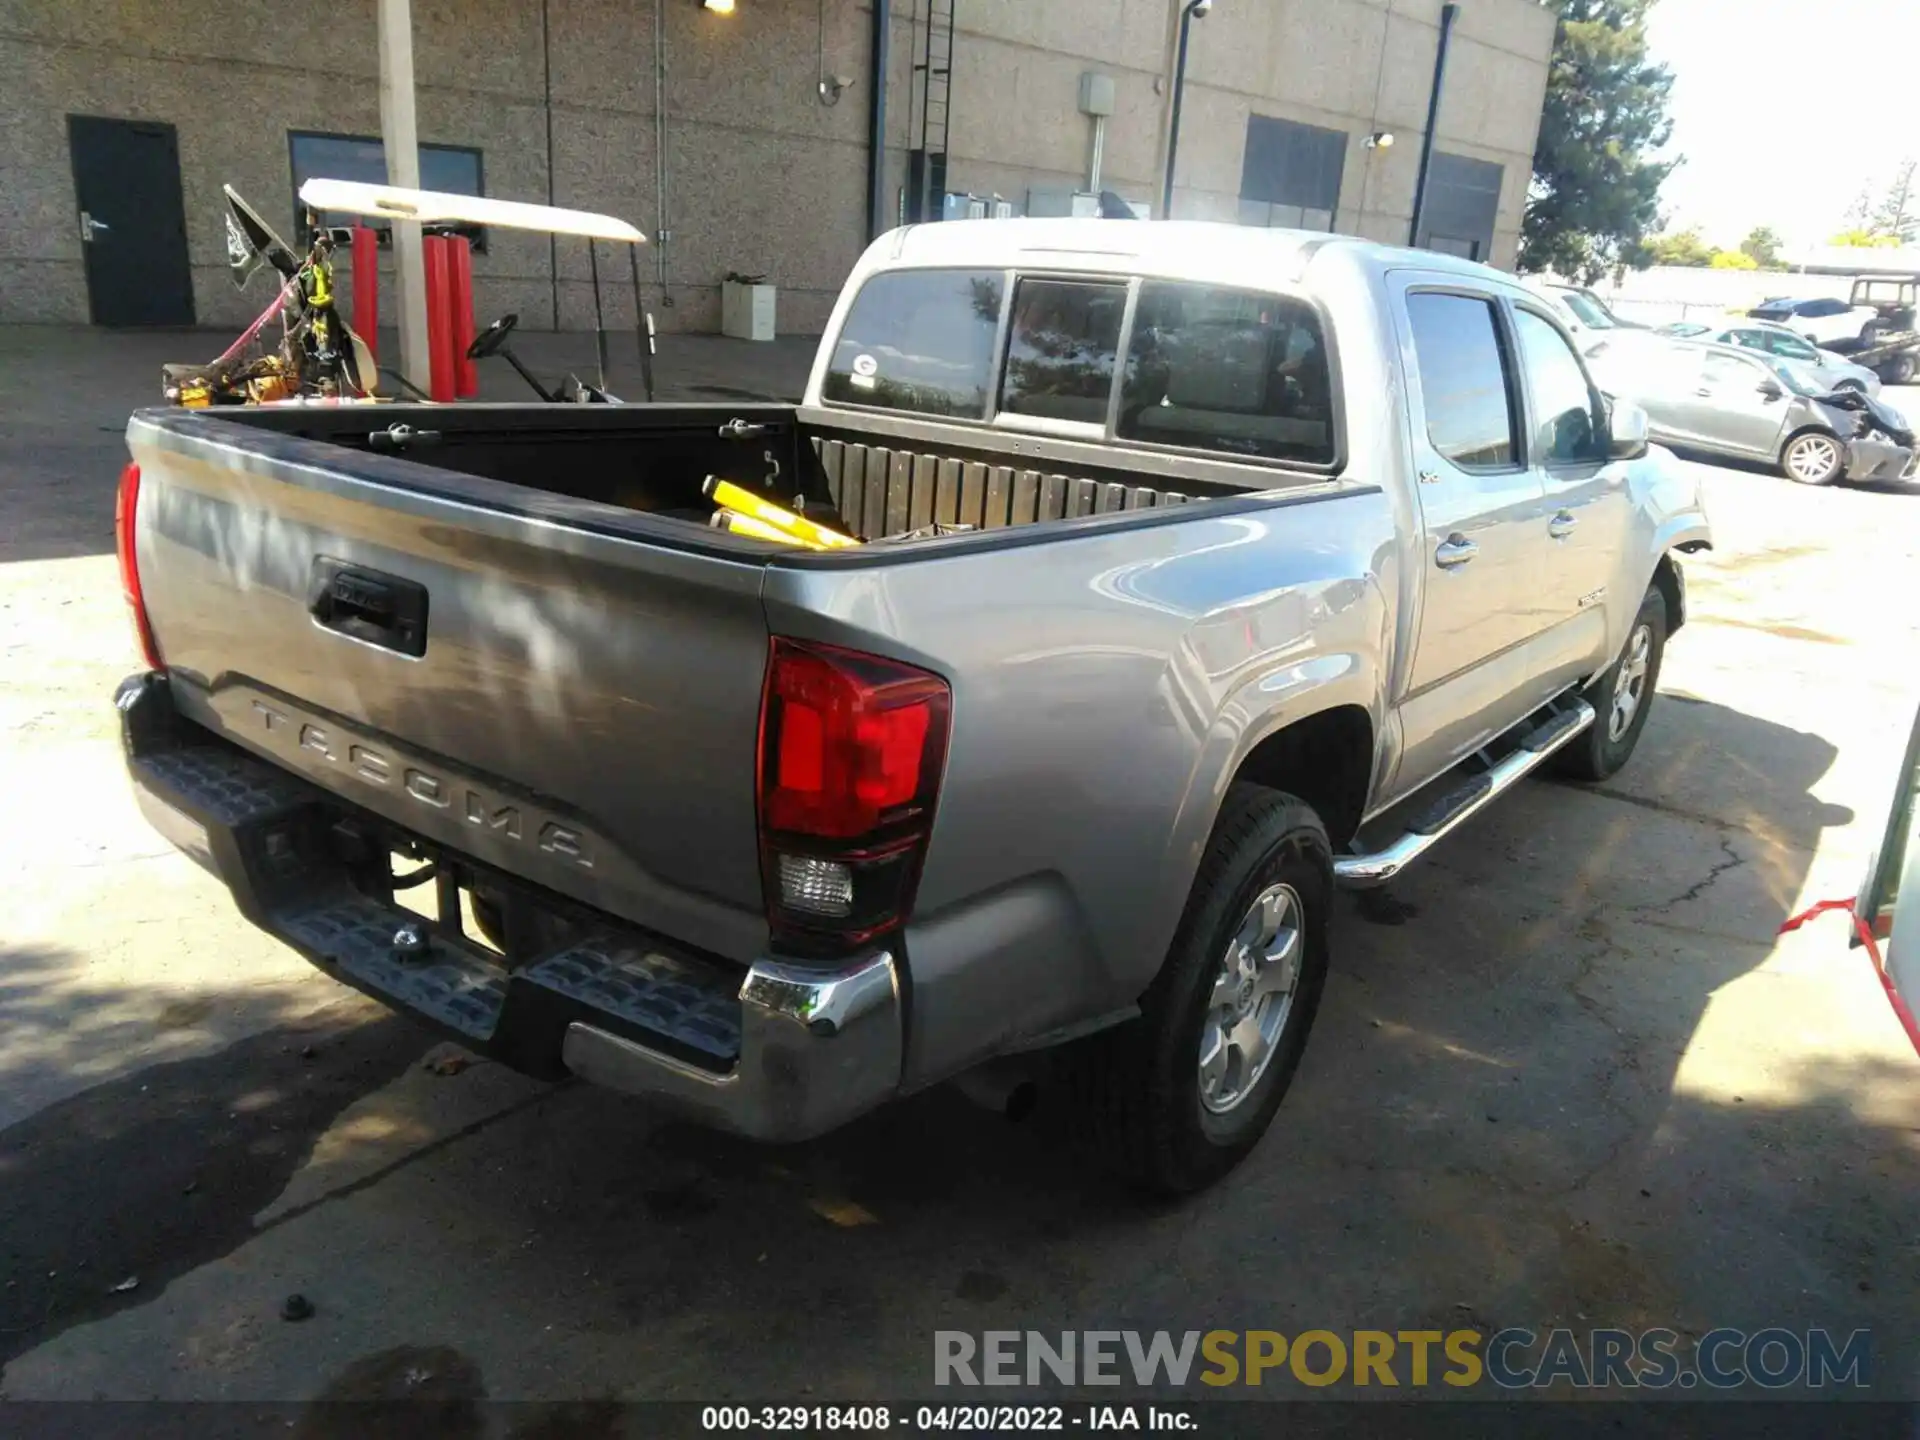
[297,179,646,244]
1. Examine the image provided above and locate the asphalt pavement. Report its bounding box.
[1,325,1917,1418]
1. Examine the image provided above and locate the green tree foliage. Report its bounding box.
[1709,250,1757,270]
[1738,225,1785,269]
[1642,228,1713,267]
[1521,0,1678,282]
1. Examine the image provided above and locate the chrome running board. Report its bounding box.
[1333,697,1596,889]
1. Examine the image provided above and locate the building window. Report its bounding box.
[1415,152,1503,265]
[1239,115,1346,234]
[1404,291,1519,470]
[288,131,487,250]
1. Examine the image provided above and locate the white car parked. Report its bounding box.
[1747,296,1884,348]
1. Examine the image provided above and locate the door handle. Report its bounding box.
[78,211,110,244]
[1434,534,1479,569]
[1549,510,1578,539]
[1693,388,1713,397]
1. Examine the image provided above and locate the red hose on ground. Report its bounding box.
[1779,898,1920,1058]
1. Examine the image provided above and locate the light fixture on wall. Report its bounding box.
[1365,131,1395,149]
[701,0,735,13]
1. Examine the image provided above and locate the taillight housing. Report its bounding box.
[757,637,951,953]
[115,462,163,671]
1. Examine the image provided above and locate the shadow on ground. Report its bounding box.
[0,962,427,1365]
[6,689,1913,1403]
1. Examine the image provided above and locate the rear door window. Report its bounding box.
[821,268,1004,418]
[997,278,1127,425]
[1404,291,1520,469]
[1117,281,1335,464]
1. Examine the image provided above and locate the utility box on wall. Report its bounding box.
[722,279,776,342]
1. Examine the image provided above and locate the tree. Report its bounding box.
[1642,227,1713,267]
[1830,228,1900,249]
[1868,159,1919,245]
[1520,0,1678,282]
[1738,225,1785,269]
[1709,250,1757,270]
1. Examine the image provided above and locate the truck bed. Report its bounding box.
[196,402,1225,545]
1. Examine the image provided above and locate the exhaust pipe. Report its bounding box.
[953,1060,1039,1122]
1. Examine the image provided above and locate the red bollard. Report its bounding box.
[350,225,379,365]
[422,234,455,403]
[448,236,477,398]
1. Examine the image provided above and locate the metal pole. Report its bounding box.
[1161,4,1196,220]
[377,0,430,395]
[866,0,892,238]
[1408,1,1459,248]
[588,240,608,391]
[1088,114,1107,194]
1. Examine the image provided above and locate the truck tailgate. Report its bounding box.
[126,412,773,964]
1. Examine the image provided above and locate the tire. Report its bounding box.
[1884,353,1917,386]
[1834,378,1866,394]
[1556,586,1667,783]
[1053,784,1332,1194]
[1780,429,1846,485]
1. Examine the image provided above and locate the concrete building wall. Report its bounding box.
[916,0,1555,269]
[0,0,1554,333]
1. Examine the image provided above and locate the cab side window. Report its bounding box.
[1404,291,1520,469]
[1512,308,1605,464]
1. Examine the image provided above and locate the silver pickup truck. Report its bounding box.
[115,220,1711,1192]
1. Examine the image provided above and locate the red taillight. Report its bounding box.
[115,462,163,671]
[757,638,951,948]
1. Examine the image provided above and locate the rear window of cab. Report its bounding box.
[821,267,1337,468]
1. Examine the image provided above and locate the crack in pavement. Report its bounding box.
[1632,836,1747,914]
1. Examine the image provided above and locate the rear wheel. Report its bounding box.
[1556,586,1668,783]
[1884,353,1917,385]
[1054,785,1332,1194]
[1780,429,1845,485]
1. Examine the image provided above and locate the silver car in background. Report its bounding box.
[1659,319,1882,396]
[1617,341,1916,485]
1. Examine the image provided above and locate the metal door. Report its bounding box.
[67,115,195,327]
[1693,349,1791,458]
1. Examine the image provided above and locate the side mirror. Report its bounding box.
[1757,379,1784,401]
[1606,399,1650,460]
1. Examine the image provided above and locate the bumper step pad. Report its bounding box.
[127,719,743,1070]
[283,894,510,1043]
[517,942,742,1065]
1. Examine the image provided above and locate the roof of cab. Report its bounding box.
[861,217,1510,289]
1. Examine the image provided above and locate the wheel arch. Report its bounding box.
[1779,424,1845,481]
[1227,705,1375,852]
[1651,551,1687,634]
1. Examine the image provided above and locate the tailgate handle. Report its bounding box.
[718,418,768,440]
[308,558,429,657]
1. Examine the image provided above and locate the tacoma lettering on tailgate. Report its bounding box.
[248,698,593,868]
